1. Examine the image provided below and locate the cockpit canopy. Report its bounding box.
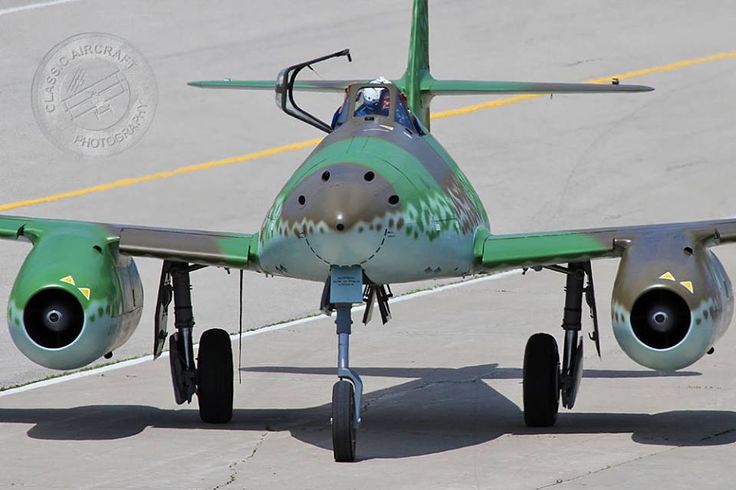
[332,83,423,133]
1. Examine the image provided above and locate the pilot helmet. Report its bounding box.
[362,87,383,106]
[362,77,391,106]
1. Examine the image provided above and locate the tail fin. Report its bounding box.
[398,0,431,125]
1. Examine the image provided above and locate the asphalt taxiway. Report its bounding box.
[2,0,736,488]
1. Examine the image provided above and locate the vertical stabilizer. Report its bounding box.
[399,0,433,128]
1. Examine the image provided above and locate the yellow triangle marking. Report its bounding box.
[659,272,676,281]
[680,281,694,294]
[78,287,91,300]
[60,275,76,286]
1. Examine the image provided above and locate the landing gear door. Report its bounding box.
[153,261,174,359]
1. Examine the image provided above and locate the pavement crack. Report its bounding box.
[564,57,601,67]
[700,427,736,442]
[535,447,677,489]
[246,431,270,461]
[536,423,736,488]
[212,431,269,489]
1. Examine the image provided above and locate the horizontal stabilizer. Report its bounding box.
[188,79,363,93]
[422,79,653,95]
[188,78,652,96]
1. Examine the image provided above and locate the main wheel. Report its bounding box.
[523,333,560,427]
[197,328,233,424]
[332,380,356,462]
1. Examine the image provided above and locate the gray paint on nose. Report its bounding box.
[281,163,398,233]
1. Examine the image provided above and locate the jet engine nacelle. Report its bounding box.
[7,228,143,370]
[611,237,733,370]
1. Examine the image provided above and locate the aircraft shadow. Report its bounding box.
[242,365,702,379]
[0,363,731,461]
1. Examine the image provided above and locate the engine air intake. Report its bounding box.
[630,289,691,349]
[23,289,84,349]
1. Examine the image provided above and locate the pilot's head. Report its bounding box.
[362,86,384,108]
[362,76,391,109]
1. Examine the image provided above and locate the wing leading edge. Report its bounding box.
[0,215,258,269]
[476,218,736,271]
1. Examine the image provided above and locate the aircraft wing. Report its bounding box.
[0,215,258,269]
[476,218,736,270]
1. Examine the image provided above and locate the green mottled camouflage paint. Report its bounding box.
[4,221,143,370]
[610,237,733,370]
[259,129,488,247]
[479,232,614,270]
[0,0,723,373]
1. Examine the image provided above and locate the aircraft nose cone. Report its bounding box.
[314,183,386,233]
[282,163,401,234]
[278,163,402,265]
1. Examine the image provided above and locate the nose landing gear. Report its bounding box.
[323,266,366,462]
[332,304,362,462]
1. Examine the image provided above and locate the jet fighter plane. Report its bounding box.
[3,0,734,462]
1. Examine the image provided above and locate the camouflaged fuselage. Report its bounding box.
[258,112,489,284]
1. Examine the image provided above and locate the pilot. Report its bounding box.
[355,85,389,117]
[331,77,423,132]
[368,77,421,132]
[331,78,390,129]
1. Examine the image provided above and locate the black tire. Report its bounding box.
[332,380,356,462]
[197,328,233,424]
[523,333,560,427]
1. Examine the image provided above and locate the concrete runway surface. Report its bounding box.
[1,0,736,488]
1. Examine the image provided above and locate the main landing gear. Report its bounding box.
[523,262,596,427]
[159,262,234,424]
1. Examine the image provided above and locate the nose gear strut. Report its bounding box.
[323,266,366,462]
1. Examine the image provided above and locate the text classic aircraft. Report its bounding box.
[2,0,733,462]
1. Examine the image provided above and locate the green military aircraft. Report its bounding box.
[1,0,733,462]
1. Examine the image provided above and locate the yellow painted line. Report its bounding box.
[2,50,736,213]
[587,50,736,84]
[431,94,543,120]
[0,139,322,212]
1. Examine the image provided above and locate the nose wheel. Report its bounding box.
[332,380,357,462]
[330,303,363,462]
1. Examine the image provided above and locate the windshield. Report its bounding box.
[331,84,423,133]
[354,86,391,117]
